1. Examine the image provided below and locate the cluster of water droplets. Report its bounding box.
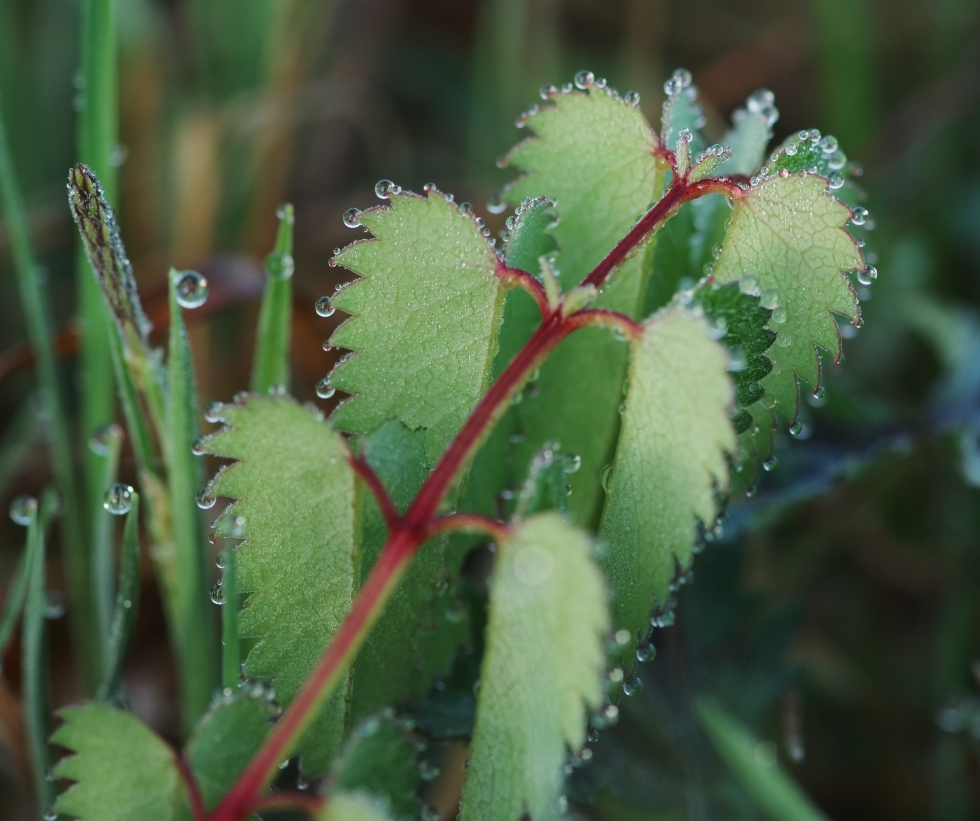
[661,68,707,138]
[173,270,209,309]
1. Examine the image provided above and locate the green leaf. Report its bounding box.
[767,130,847,181]
[251,203,295,394]
[513,445,577,518]
[332,715,422,821]
[598,309,736,665]
[319,792,396,821]
[52,704,185,821]
[660,70,706,152]
[185,690,277,811]
[717,107,772,177]
[328,189,506,461]
[696,700,829,821]
[502,84,663,527]
[460,513,609,821]
[349,421,466,725]
[97,493,141,702]
[713,173,863,418]
[201,395,357,775]
[167,268,215,729]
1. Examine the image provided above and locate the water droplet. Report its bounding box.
[663,67,692,96]
[44,590,66,619]
[747,88,775,113]
[316,378,336,400]
[592,702,620,729]
[296,777,311,791]
[375,179,400,199]
[315,296,335,317]
[89,422,122,456]
[760,289,780,310]
[819,135,838,153]
[421,805,439,821]
[565,453,582,474]
[600,464,613,491]
[191,436,209,456]
[216,551,227,569]
[763,455,778,472]
[103,484,134,516]
[776,331,792,348]
[608,667,625,686]
[613,628,630,647]
[174,271,209,309]
[636,639,657,663]
[419,760,441,781]
[574,69,595,89]
[812,385,826,401]
[43,806,58,821]
[265,251,294,281]
[210,580,224,605]
[196,488,216,510]
[540,83,558,100]
[789,422,804,436]
[343,207,362,228]
[827,171,844,190]
[851,206,869,226]
[739,273,759,294]
[760,393,777,410]
[624,90,641,106]
[623,674,643,697]
[771,306,787,324]
[828,150,847,170]
[204,401,224,423]
[486,192,506,214]
[857,265,877,286]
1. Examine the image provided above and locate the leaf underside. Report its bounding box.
[460,513,609,821]
[502,84,662,527]
[202,395,356,775]
[713,173,863,419]
[329,190,505,462]
[598,309,736,666]
[51,704,185,821]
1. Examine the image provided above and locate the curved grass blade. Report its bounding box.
[251,203,294,394]
[89,421,123,658]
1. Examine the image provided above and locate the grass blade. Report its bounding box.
[0,395,41,502]
[0,98,96,691]
[250,203,294,394]
[0,553,27,666]
[696,699,829,821]
[167,268,217,730]
[220,543,239,691]
[23,490,57,813]
[89,422,124,654]
[97,492,141,702]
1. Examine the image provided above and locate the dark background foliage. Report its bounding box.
[0,0,978,818]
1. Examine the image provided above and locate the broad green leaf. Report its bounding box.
[502,84,663,526]
[713,173,863,418]
[598,309,736,665]
[332,715,422,821]
[201,395,356,775]
[185,690,277,810]
[350,421,466,725]
[696,700,829,821]
[51,704,185,821]
[319,792,396,821]
[460,514,609,821]
[328,189,506,462]
[717,107,772,177]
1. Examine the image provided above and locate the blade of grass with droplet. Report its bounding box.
[251,203,294,394]
[221,542,239,691]
[97,493,141,702]
[167,269,217,730]
[90,422,123,657]
[77,0,119,600]
[696,699,829,821]
[23,491,57,813]
[0,98,95,689]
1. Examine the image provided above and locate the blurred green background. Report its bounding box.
[0,0,978,818]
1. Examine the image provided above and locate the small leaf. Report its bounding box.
[185,690,277,811]
[460,513,609,821]
[319,792,396,821]
[660,69,706,152]
[767,131,847,181]
[513,445,577,519]
[329,189,505,462]
[598,309,736,664]
[251,203,295,394]
[332,714,422,821]
[713,173,863,418]
[202,395,357,775]
[51,704,185,821]
[717,107,773,177]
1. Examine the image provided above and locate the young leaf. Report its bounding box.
[716,105,773,177]
[51,704,186,821]
[460,513,609,821]
[598,309,736,664]
[185,690,277,811]
[502,83,663,526]
[661,69,706,152]
[201,395,356,775]
[331,714,423,821]
[696,700,829,821]
[319,792,396,821]
[328,188,506,461]
[713,173,863,418]
[251,203,295,394]
[350,421,466,725]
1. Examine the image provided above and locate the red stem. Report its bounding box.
[208,173,716,821]
[496,262,549,316]
[175,751,207,821]
[424,512,512,542]
[348,453,399,530]
[251,792,324,816]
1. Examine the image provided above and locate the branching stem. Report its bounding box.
[348,454,399,531]
[496,263,549,315]
[208,173,721,821]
